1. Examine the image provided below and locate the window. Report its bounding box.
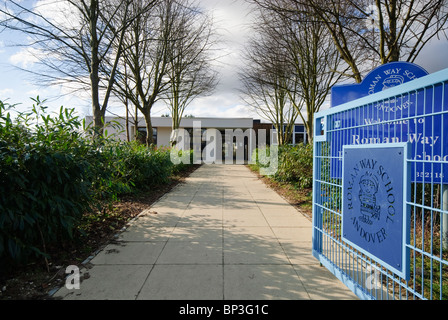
[137,127,157,145]
[294,125,307,145]
[295,133,305,144]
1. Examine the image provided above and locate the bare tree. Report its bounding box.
[249,0,448,83]
[243,2,344,143]
[114,0,189,146]
[361,0,448,64]
[260,4,345,142]
[163,1,219,145]
[240,35,300,145]
[0,0,157,135]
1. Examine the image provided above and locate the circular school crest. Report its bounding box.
[331,62,428,108]
[367,64,427,112]
[367,66,417,96]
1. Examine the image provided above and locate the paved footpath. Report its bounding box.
[54,164,357,300]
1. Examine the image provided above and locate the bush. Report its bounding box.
[275,144,313,189]
[106,142,173,192]
[252,144,313,189]
[0,99,97,264]
[0,98,194,266]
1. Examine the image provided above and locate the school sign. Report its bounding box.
[313,62,448,298]
[342,144,408,278]
[329,62,448,184]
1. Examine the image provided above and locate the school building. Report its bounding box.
[84,116,307,162]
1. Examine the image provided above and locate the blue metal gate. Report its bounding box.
[312,68,448,300]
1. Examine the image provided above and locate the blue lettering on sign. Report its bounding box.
[330,62,448,183]
[331,62,429,107]
[342,145,409,279]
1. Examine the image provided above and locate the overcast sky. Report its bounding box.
[1,0,448,121]
[0,0,258,119]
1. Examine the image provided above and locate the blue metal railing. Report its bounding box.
[312,68,448,300]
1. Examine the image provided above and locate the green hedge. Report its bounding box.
[276,144,313,189]
[0,99,193,266]
[252,144,313,189]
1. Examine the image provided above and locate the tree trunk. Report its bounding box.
[92,102,105,138]
[125,96,130,142]
[134,104,139,141]
[89,0,103,137]
[143,106,154,146]
[306,116,313,144]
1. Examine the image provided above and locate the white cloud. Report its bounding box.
[414,38,448,73]
[26,88,40,97]
[0,88,15,98]
[33,0,82,30]
[190,0,254,117]
[9,47,40,68]
[187,93,258,119]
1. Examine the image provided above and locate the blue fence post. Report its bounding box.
[443,185,448,251]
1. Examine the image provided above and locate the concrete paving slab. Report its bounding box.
[257,203,304,214]
[293,264,358,300]
[155,195,194,209]
[191,195,224,204]
[223,202,260,211]
[169,185,200,196]
[169,227,222,242]
[249,190,285,201]
[181,207,223,217]
[177,209,222,227]
[142,206,186,215]
[137,265,223,300]
[272,227,313,242]
[135,211,183,227]
[224,264,309,300]
[176,216,222,228]
[91,242,165,265]
[280,241,317,265]
[156,241,222,264]
[117,225,174,242]
[224,240,290,264]
[54,265,152,300]
[187,202,224,210]
[223,211,270,227]
[223,226,277,242]
[263,214,312,227]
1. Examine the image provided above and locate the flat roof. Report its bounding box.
[84,116,303,129]
[85,116,255,128]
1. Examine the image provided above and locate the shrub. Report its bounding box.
[252,144,313,189]
[0,98,194,266]
[171,149,195,175]
[275,144,313,189]
[250,146,273,170]
[0,99,96,265]
[107,142,173,191]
